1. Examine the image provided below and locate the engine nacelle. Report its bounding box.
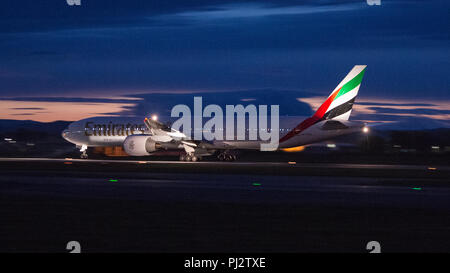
[123,135,160,156]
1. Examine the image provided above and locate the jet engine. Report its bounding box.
[123,135,161,156]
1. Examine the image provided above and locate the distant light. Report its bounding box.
[428,167,437,171]
[363,127,369,133]
[4,138,12,141]
[151,115,158,121]
[64,162,72,165]
[8,140,16,144]
[327,143,336,148]
[288,161,297,165]
[252,183,261,186]
[431,146,440,150]
[26,143,35,146]
[411,187,422,191]
[109,179,118,182]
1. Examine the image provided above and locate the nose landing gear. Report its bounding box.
[79,145,88,159]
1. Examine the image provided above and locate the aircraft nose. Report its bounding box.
[62,129,70,140]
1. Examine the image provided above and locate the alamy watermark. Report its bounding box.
[171,97,280,151]
[66,241,81,253]
[66,0,81,6]
[366,0,381,5]
[366,241,381,253]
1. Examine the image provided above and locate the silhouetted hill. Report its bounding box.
[0,120,70,135]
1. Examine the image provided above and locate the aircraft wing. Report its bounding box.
[143,117,172,132]
[143,116,215,156]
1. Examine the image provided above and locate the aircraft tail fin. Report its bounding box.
[279,65,366,143]
[312,65,366,121]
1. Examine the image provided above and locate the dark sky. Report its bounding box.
[0,0,449,127]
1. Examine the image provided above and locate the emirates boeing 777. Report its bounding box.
[62,65,368,161]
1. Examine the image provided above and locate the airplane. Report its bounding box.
[62,65,369,161]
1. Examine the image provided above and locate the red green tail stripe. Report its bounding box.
[279,115,319,143]
[334,69,365,100]
[280,86,343,143]
[313,87,341,119]
[279,66,365,144]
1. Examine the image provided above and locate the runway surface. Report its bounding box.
[0,157,448,178]
[1,157,450,252]
[1,156,449,170]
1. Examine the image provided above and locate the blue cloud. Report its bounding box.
[0,0,448,113]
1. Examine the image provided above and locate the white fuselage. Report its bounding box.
[62,116,365,151]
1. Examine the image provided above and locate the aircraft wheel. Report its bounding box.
[80,153,88,159]
[191,156,198,162]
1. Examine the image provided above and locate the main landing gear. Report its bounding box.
[217,151,236,162]
[179,153,201,162]
[180,142,202,161]
[79,145,88,159]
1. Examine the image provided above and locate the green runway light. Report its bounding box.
[411,187,422,190]
[252,183,261,186]
[109,179,118,182]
